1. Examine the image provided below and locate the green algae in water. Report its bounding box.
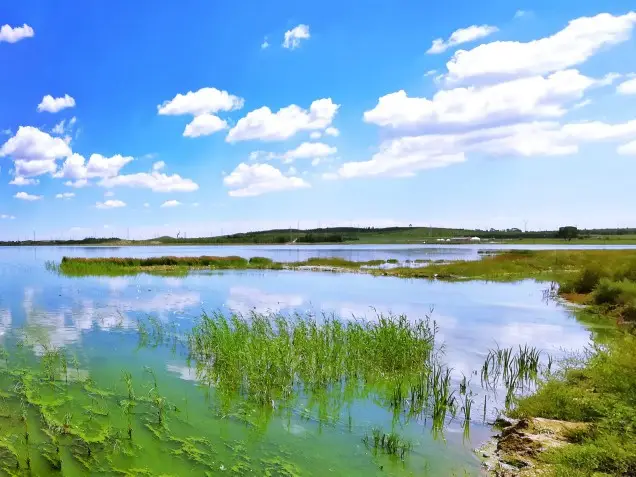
[0,311,487,476]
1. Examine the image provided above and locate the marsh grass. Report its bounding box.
[186,311,467,433]
[481,344,542,411]
[54,251,636,286]
[509,334,636,475]
[363,427,412,459]
[55,255,400,276]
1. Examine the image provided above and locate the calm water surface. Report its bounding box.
[0,246,601,475]
[8,242,636,264]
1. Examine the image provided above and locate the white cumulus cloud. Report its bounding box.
[55,192,75,199]
[283,24,310,49]
[158,87,243,116]
[0,126,72,177]
[9,177,39,186]
[37,94,76,113]
[160,200,181,208]
[183,113,228,137]
[325,127,340,137]
[444,12,636,83]
[54,153,133,180]
[0,214,16,220]
[618,139,636,155]
[65,179,89,188]
[14,191,42,201]
[96,200,126,209]
[227,98,339,142]
[331,119,636,179]
[282,142,337,163]
[0,24,34,43]
[617,77,636,95]
[364,69,601,132]
[99,171,199,193]
[428,24,498,54]
[223,163,310,197]
[152,161,165,171]
[158,87,242,138]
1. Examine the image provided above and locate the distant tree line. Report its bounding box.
[0,237,121,246]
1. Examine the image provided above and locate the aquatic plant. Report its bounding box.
[188,311,437,406]
[363,427,412,459]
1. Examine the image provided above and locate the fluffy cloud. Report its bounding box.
[248,142,337,164]
[364,70,603,132]
[9,177,39,186]
[160,200,181,207]
[158,87,243,116]
[310,131,322,139]
[223,163,310,197]
[54,153,133,181]
[428,24,498,54]
[55,192,75,199]
[65,179,89,188]
[37,94,76,113]
[96,200,126,209]
[0,126,71,161]
[14,191,42,201]
[617,77,636,95]
[332,137,466,179]
[0,24,34,43]
[261,37,269,49]
[99,171,199,192]
[331,119,636,179]
[0,126,71,177]
[0,214,16,220]
[444,12,636,83]
[282,142,337,163]
[227,98,339,142]
[183,113,228,137]
[618,139,636,155]
[325,127,340,137]
[158,87,242,137]
[283,24,310,49]
[152,161,165,171]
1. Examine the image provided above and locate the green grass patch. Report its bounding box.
[510,332,636,475]
[380,250,636,282]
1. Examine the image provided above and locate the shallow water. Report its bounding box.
[0,246,599,475]
[6,242,636,265]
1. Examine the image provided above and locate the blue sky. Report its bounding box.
[1,1,636,240]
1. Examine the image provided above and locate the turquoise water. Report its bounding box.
[0,246,597,475]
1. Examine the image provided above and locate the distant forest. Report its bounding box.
[1,226,635,246]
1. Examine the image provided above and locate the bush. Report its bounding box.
[248,256,274,266]
[614,258,636,282]
[593,279,636,306]
[572,266,610,294]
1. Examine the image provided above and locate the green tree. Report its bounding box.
[557,226,578,241]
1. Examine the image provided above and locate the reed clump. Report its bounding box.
[185,311,464,429]
[363,427,412,459]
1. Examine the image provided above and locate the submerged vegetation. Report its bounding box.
[0,309,508,475]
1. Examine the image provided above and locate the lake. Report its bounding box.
[0,245,605,475]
